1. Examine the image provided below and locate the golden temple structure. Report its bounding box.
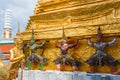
[22,0,120,73]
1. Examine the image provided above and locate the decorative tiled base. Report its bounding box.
[18,70,120,80]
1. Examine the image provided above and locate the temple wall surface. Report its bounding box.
[22,0,120,73]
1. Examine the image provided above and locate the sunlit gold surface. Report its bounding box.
[7,28,25,80]
[0,58,4,68]
[22,0,120,73]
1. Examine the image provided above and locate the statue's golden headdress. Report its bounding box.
[62,26,67,41]
[97,26,102,37]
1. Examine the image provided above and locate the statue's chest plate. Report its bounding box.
[94,43,106,50]
[61,47,68,51]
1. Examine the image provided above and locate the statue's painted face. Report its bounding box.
[61,39,67,44]
[30,40,35,45]
[14,38,23,48]
[96,35,102,43]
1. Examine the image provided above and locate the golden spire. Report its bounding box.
[17,21,20,34]
[14,21,22,39]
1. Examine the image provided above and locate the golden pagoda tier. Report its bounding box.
[22,0,120,73]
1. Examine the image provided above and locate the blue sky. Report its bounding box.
[0,0,38,39]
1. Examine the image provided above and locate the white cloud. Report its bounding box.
[0,9,4,15]
[9,0,37,22]
[12,0,37,8]
[0,0,38,39]
[10,0,37,36]
[0,9,5,26]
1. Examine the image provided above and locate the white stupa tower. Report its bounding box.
[2,9,12,41]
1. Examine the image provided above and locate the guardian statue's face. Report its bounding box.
[61,39,67,45]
